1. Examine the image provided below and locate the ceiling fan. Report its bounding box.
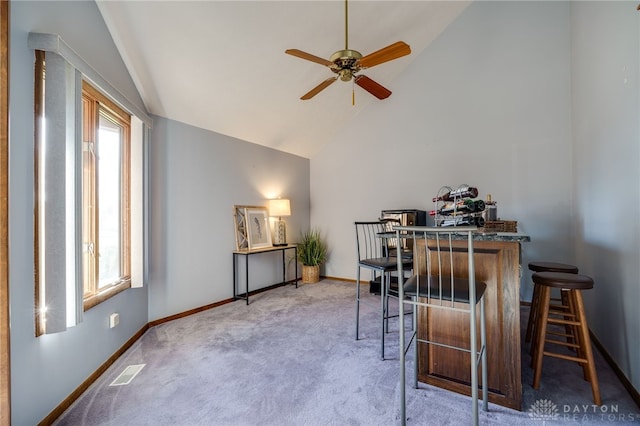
[285,0,411,102]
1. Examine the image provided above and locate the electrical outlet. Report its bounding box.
[109,313,120,328]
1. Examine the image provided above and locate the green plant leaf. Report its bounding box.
[297,228,328,266]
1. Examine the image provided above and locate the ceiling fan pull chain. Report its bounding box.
[352,80,355,106]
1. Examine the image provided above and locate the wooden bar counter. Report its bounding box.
[413,233,530,410]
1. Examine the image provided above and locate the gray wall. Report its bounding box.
[312,1,573,297]
[9,2,149,424]
[311,0,639,397]
[148,116,310,321]
[570,2,640,393]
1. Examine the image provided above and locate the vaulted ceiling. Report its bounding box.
[97,1,471,158]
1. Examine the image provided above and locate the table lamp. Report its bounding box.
[269,199,291,246]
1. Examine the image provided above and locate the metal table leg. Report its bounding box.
[233,253,237,300]
[245,253,249,305]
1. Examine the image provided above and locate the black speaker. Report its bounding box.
[380,209,427,227]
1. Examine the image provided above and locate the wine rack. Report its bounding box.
[432,184,485,228]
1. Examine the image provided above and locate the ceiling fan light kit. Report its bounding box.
[285,0,411,101]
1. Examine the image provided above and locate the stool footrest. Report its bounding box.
[548,306,572,314]
[547,330,574,339]
[548,311,575,319]
[545,338,580,349]
[544,350,588,364]
[547,317,579,326]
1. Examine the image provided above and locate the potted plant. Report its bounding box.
[297,228,328,284]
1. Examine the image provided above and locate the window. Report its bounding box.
[32,40,147,336]
[81,82,132,309]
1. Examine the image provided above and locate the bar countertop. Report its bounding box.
[381,229,530,243]
[463,232,530,242]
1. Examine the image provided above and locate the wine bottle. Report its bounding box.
[429,199,485,216]
[432,185,479,202]
[441,218,469,227]
[430,200,472,215]
[431,209,467,216]
[440,215,485,227]
[440,217,465,227]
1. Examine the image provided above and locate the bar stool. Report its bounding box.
[531,271,601,405]
[525,262,579,344]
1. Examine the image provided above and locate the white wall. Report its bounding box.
[9,2,149,424]
[570,1,640,394]
[312,1,573,302]
[148,116,310,321]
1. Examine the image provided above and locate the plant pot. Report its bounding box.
[302,265,320,284]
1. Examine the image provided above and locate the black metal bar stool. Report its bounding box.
[531,271,601,405]
[525,262,579,345]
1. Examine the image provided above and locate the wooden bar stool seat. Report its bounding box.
[531,271,601,405]
[525,262,578,344]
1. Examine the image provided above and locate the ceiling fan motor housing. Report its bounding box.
[330,49,363,81]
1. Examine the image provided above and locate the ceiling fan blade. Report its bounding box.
[354,75,392,100]
[357,41,411,69]
[285,49,334,67]
[301,77,338,100]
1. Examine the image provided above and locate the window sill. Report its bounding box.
[83,280,131,311]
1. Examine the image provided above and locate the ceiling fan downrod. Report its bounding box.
[344,0,349,50]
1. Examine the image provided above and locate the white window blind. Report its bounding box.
[38,51,83,333]
[130,116,145,289]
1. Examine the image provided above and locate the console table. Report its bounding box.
[232,245,298,305]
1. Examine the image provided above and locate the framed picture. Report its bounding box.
[245,206,272,250]
[233,205,272,251]
[233,205,251,251]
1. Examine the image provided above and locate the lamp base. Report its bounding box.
[273,218,287,246]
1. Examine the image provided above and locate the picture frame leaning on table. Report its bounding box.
[233,205,272,251]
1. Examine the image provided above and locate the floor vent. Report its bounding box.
[109,364,146,386]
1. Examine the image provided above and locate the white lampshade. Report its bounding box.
[269,199,290,246]
[268,199,291,217]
